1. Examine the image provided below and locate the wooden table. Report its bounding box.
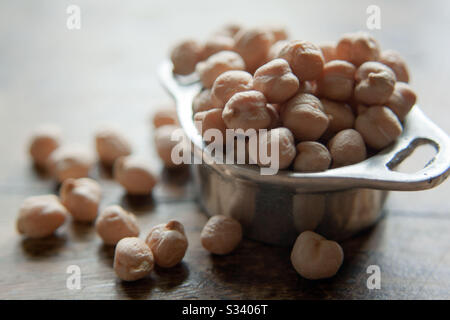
[0,0,449,299]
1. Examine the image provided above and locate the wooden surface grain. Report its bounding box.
[0,0,449,299]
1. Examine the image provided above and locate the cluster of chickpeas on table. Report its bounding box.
[172,23,416,172]
[19,120,243,282]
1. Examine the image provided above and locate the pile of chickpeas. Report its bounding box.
[171,24,417,172]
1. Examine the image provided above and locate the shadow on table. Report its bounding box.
[206,217,387,299]
[20,234,67,259]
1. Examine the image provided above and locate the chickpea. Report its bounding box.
[319,42,337,62]
[253,59,300,103]
[145,220,188,268]
[379,49,410,83]
[95,205,140,245]
[266,25,288,42]
[355,103,369,116]
[354,61,396,105]
[293,141,331,172]
[280,93,329,141]
[192,89,220,113]
[59,178,101,222]
[153,106,179,128]
[17,195,68,239]
[154,125,185,168]
[222,90,272,130]
[318,60,356,101]
[211,70,253,107]
[202,35,235,60]
[290,231,344,280]
[194,108,227,141]
[201,215,242,255]
[234,28,274,73]
[113,156,158,195]
[114,237,154,281]
[328,129,367,167]
[355,106,403,150]
[214,23,242,39]
[28,124,61,168]
[47,145,94,183]
[278,40,325,80]
[298,80,318,95]
[267,40,288,61]
[386,82,416,121]
[249,127,297,170]
[170,39,203,75]
[196,51,246,88]
[335,31,380,66]
[266,104,281,129]
[95,126,132,166]
[320,99,355,135]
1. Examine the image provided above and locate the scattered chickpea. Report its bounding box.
[170,39,203,75]
[355,106,403,150]
[293,141,331,172]
[278,40,325,80]
[253,59,299,103]
[211,70,253,107]
[196,51,246,88]
[267,40,289,61]
[114,156,158,195]
[335,31,380,66]
[95,126,132,166]
[386,82,416,121]
[28,124,61,168]
[320,99,355,135]
[328,129,367,168]
[154,125,185,168]
[95,205,140,245]
[318,60,356,101]
[145,220,188,268]
[234,28,274,73]
[59,178,102,222]
[222,90,272,130]
[153,106,179,128]
[319,42,337,62]
[192,89,219,113]
[354,61,396,105]
[379,49,410,83]
[290,231,344,280]
[201,215,242,255]
[47,145,94,183]
[280,93,329,141]
[202,35,235,60]
[249,127,297,170]
[17,195,68,238]
[114,237,154,281]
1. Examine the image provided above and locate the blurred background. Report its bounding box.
[1,0,449,211]
[0,0,449,299]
